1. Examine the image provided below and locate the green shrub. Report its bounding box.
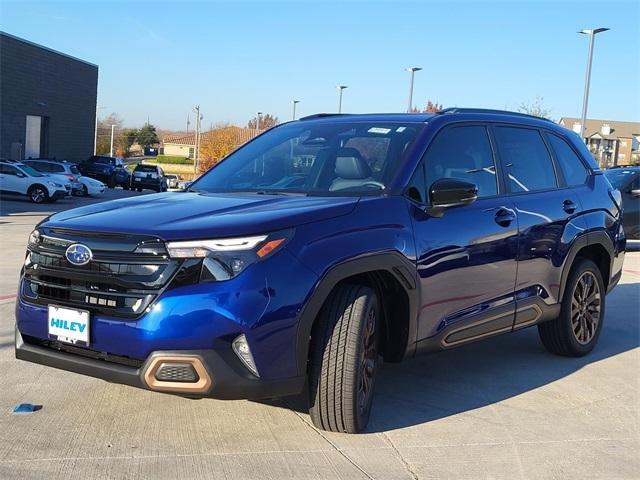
[153,155,193,165]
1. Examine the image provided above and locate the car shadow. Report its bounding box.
[262,282,639,433]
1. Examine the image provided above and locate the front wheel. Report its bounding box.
[28,185,49,204]
[308,284,379,433]
[538,258,605,357]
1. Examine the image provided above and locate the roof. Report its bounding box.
[298,113,435,122]
[0,31,98,68]
[163,126,265,146]
[559,117,640,140]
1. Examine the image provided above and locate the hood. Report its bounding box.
[45,192,359,240]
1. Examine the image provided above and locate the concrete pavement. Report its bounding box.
[0,191,638,479]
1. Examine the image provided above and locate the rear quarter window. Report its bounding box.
[547,134,589,186]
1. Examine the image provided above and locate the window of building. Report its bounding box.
[188,147,195,159]
[547,134,589,187]
[494,127,557,193]
[423,125,497,198]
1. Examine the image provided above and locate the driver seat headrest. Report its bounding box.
[334,148,371,180]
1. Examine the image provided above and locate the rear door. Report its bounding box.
[492,125,587,328]
[410,124,519,346]
[0,164,27,194]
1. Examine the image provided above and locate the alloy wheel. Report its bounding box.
[31,188,46,203]
[571,271,601,345]
[358,307,378,415]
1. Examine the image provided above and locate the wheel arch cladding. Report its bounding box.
[559,231,613,302]
[295,252,418,376]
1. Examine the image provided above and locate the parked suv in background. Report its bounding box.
[605,166,639,239]
[78,155,130,189]
[0,161,67,203]
[15,109,625,433]
[131,163,168,192]
[23,159,82,196]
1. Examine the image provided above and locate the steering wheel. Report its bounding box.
[360,181,385,190]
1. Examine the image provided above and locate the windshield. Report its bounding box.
[190,121,423,195]
[19,165,44,177]
[605,169,638,189]
[135,165,157,172]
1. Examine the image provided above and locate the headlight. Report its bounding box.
[47,181,63,188]
[166,230,292,281]
[28,229,41,247]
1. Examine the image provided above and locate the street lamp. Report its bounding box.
[109,124,116,157]
[406,67,422,112]
[578,28,609,141]
[292,100,300,120]
[256,112,263,133]
[337,85,348,113]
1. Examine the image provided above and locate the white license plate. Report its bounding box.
[48,305,90,347]
[135,178,141,182]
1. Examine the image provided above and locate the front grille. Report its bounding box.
[23,334,144,368]
[21,229,183,319]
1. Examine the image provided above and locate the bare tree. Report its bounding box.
[518,96,553,120]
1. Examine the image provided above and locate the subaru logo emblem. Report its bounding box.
[65,243,93,266]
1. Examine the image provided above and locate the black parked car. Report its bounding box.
[78,156,130,189]
[605,166,640,239]
[131,164,168,192]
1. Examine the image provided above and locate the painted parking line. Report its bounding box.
[0,293,17,302]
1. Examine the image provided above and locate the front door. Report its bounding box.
[25,115,42,159]
[410,124,519,347]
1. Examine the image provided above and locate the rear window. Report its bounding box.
[135,165,157,172]
[69,165,80,174]
[90,156,114,164]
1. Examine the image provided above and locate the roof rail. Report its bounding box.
[298,113,346,121]
[437,108,554,123]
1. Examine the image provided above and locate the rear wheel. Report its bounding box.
[82,184,89,197]
[308,284,380,433]
[538,258,605,357]
[106,175,116,188]
[28,185,48,204]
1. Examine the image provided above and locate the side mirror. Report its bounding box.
[426,178,478,216]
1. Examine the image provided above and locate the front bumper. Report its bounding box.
[51,189,67,200]
[15,327,304,399]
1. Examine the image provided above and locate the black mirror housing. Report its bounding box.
[429,178,478,210]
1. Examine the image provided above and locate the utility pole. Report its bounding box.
[292,100,300,120]
[193,105,201,174]
[109,124,116,157]
[186,114,190,133]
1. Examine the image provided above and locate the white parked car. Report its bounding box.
[78,176,106,196]
[0,161,68,203]
[23,159,82,196]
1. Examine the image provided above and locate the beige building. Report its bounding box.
[559,117,640,167]
[163,126,264,158]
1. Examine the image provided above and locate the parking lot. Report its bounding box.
[0,189,638,480]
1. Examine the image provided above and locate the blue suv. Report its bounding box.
[15,109,625,433]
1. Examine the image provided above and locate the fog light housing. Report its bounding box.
[232,334,259,377]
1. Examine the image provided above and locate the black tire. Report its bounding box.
[122,183,130,191]
[28,185,49,204]
[538,258,605,357]
[82,185,89,197]
[308,284,380,433]
[137,188,142,192]
[106,175,116,188]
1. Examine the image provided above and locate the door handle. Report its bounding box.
[563,199,577,214]
[494,207,516,227]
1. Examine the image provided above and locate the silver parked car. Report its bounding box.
[23,159,83,195]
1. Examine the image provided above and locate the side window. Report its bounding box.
[0,164,18,175]
[51,164,65,173]
[547,134,588,186]
[494,127,557,193]
[424,125,497,198]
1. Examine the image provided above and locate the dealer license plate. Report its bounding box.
[48,305,90,347]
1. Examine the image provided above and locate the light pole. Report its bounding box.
[256,112,263,134]
[93,104,105,155]
[406,67,422,112]
[109,124,116,157]
[292,100,300,120]
[578,28,609,141]
[192,105,201,174]
[337,85,348,113]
